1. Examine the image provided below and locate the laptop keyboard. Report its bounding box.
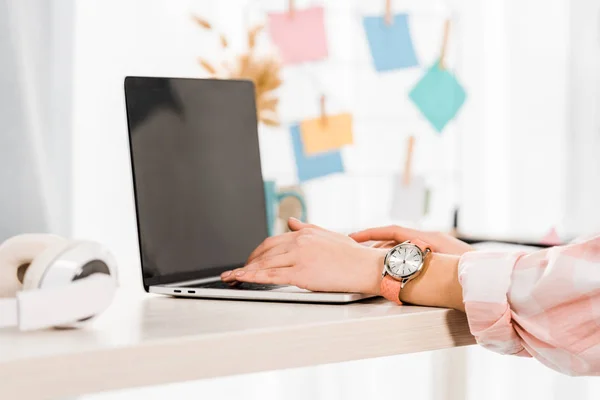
[185,281,287,291]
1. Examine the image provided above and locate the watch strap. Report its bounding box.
[410,238,431,253]
[380,275,402,305]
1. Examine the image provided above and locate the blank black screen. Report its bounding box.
[124,77,268,288]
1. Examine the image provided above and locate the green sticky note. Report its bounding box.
[409,61,466,133]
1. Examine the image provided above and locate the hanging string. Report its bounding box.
[403,135,415,186]
[385,0,393,25]
[439,19,451,69]
[320,94,327,125]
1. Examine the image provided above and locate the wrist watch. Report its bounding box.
[380,240,431,304]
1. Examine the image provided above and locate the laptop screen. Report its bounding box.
[124,77,268,288]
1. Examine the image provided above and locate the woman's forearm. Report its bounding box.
[399,253,465,311]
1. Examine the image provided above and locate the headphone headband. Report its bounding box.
[0,274,116,331]
[0,298,17,328]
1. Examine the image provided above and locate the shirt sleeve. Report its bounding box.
[458,235,600,376]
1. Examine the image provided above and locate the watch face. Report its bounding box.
[386,244,424,278]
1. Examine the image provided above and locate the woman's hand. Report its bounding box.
[350,225,473,256]
[221,219,466,310]
[221,220,386,295]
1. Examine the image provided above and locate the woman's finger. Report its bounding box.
[222,252,295,282]
[349,225,418,244]
[289,219,355,246]
[245,249,294,271]
[245,243,292,267]
[233,267,294,286]
[246,231,297,264]
[371,240,397,249]
[287,217,323,232]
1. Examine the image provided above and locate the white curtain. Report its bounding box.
[0,0,74,240]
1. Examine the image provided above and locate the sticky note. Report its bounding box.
[390,175,427,223]
[540,227,561,245]
[409,61,467,132]
[267,7,328,65]
[290,124,344,183]
[300,113,353,155]
[363,14,418,72]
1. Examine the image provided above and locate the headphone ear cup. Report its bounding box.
[22,240,74,292]
[0,234,67,298]
[20,240,118,330]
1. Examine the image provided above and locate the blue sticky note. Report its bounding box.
[409,61,467,132]
[363,14,419,72]
[290,124,344,182]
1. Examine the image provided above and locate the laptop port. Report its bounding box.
[188,290,195,294]
[174,290,181,293]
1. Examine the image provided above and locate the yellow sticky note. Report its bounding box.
[300,114,354,155]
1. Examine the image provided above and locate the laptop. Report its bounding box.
[124,77,372,303]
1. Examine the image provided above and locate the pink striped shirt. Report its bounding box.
[458,234,600,376]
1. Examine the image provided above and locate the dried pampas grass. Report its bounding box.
[193,16,282,127]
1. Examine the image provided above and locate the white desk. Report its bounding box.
[0,291,475,399]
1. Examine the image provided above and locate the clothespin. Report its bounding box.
[439,19,451,70]
[320,94,327,126]
[384,0,393,26]
[403,135,415,186]
[451,207,459,237]
[289,0,295,18]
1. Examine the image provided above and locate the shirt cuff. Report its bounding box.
[458,251,529,356]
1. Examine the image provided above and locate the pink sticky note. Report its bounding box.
[267,7,328,65]
[540,227,561,246]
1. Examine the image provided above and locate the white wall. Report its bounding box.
[72,0,469,287]
[71,0,583,284]
[72,0,208,287]
[565,0,600,236]
[506,0,569,237]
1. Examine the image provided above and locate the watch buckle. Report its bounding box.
[400,277,409,289]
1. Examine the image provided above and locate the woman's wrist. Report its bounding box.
[399,252,465,311]
[365,248,387,295]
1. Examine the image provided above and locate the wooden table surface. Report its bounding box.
[0,291,475,399]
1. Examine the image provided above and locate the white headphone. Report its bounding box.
[0,234,118,331]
